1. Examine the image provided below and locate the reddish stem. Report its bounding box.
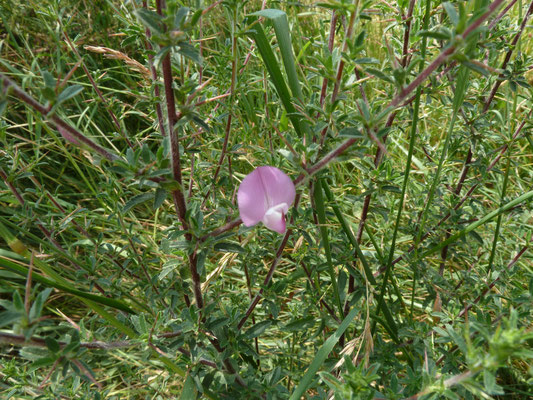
[1,74,119,161]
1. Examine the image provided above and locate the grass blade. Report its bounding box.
[313,177,343,318]
[289,305,359,400]
[0,253,135,313]
[421,190,533,259]
[248,18,304,137]
[252,9,303,101]
[321,181,398,340]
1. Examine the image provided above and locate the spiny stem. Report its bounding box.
[381,0,506,118]
[61,28,134,149]
[143,0,167,138]
[238,194,301,330]
[0,73,119,162]
[156,1,202,309]
[483,1,533,113]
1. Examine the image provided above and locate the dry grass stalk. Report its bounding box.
[84,45,151,81]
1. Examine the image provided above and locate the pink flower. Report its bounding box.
[237,166,296,234]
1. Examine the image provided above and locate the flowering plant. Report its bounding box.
[237,166,296,233]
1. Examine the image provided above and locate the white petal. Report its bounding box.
[262,203,288,233]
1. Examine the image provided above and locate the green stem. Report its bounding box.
[314,177,344,318]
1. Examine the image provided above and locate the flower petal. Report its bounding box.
[257,166,296,209]
[262,203,288,233]
[237,166,295,229]
[237,168,268,226]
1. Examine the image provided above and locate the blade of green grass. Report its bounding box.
[247,18,304,137]
[420,189,533,259]
[252,9,303,101]
[313,177,343,318]
[289,304,359,400]
[0,253,135,314]
[321,180,399,340]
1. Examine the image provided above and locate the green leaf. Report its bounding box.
[153,188,167,209]
[365,67,394,84]
[56,85,84,105]
[247,18,304,137]
[283,316,316,332]
[177,42,202,65]
[382,185,402,193]
[213,242,245,254]
[123,193,155,214]
[31,356,57,370]
[442,2,458,27]
[41,87,56,102]
[468,230,484,245]
[179,373,198,400]
[243,320,273,339]
[29,287,53,321]
[13,290,24,312]
[41,70,56,88]
[338,127,363,137]
[45,337,60,353]
[189,8,203,27]
[159,259,181,281]
[417,28,452,40]
[252,9,303,101]
[462,61,490,77]
[0,99,7,117]
[154,46,172,69]
[452,66,469,113]
[134,8,164,35]
[354,57,379,64]
[0,311,22,328]
[173,7,189,29]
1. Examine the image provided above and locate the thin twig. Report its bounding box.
[156,1,202,308]
[237,194,301,329]
[0,73,120,161]
[62,30,135,149]
[386,0,506,114]
[483,1,533,113]
[0,332,133,349]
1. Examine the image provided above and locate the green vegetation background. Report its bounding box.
[0,0,532,399]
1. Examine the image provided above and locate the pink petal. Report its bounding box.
[259,166,296,210]
[237,166,295,229]
[237,168,269,226]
